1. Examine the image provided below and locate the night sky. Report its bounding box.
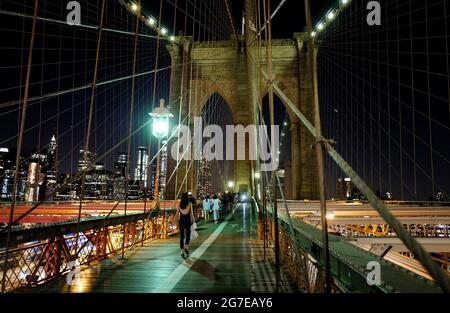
[318,0,450,200]
[0,0,331,168]
[1,1,448,200]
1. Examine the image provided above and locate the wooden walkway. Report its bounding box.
[33,204,295,293]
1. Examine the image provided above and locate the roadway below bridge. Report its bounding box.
[281,200,450,280]
[0,200,180,224]
[281,200,450,218]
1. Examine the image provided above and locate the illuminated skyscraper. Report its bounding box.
[78,149,96,172]
[113,153,128,200]
[197,154,212,197]
[134,146,148,187]
[45,135,58,199]
[25,152,46,202]
[0,148,13,200]
[0,147,8,170]
[84,163,114,200]
[336,177,352,200]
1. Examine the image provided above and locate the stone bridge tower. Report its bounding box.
[165,33,319,201]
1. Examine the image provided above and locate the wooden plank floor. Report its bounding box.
[32,204,293,293]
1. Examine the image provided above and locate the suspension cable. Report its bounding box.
[1,0,39,294]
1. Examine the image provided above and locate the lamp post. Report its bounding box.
[149,99,173,202]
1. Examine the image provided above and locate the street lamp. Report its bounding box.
[149,99,173,201]
[150,104,173,139]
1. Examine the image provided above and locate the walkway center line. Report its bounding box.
[152,211,234,293]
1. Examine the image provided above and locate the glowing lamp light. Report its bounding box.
[326,212,335,220]
[254,172,260,179]
[160,27,168,35]
[152,119,169,138]
[169,35,175,42]
[311,31,316,38]
[228,181,234,188]
[327,11,335,20]
[147,17,156,26]
[149,103,173,139]
[317,23,324,31]
[130,2,139,12]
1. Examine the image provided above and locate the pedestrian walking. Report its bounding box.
[202,195,211,222]
[177,192,195,258]
[222,192,228,212]
[227,191,233,210]
[212,194,221,224]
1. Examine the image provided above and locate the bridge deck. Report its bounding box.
[33,204,294,293]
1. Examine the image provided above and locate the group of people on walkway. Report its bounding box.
[202,194,221,224]
[201,191,236,223]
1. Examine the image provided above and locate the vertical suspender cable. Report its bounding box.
[304,0,332,293]
[38,1,45,155]
[386,7,392,196]
[261,0,269,260]
[192,0,199,194]
[425,1,436,199]
[166,0,179,203]
[143,0,157,215]
[1,0,39,294]
[196,0,204,193]
[377,12,382,196]
[189,0,200,195]
[369,12,374,190]
[396,1,404,200]
[445,0,450,125]
[54,2,62,200]
[172,0,186,208]
[122,0,141,258]
[362,7,367,192]
[152,0,164,203]
[265,0,281,292]
[186,0,196,194]
[224,0,239,43]
[409,1,417,198]
[71,16,76,178]
[76,0,106,252]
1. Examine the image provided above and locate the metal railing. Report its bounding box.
[0,205,202,293]
[258,198,444,293]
